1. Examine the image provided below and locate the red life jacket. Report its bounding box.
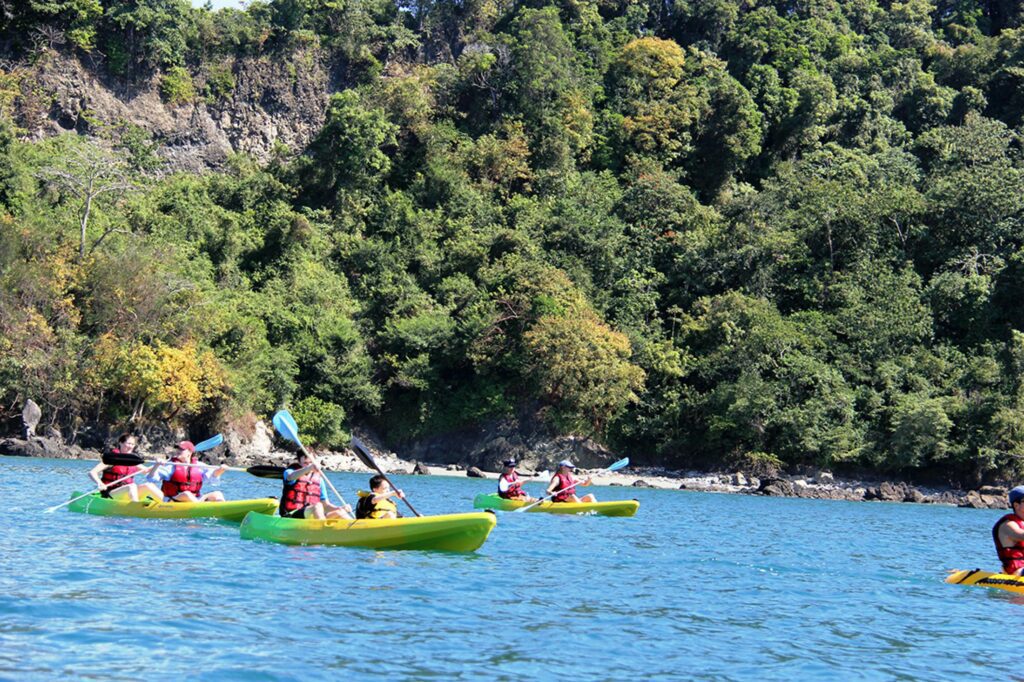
[993,513,1024,574]
[552,472,576,502]
[100,452,138,491]
[161,464,204,499]
[499,471,524,499]
[280,467,321,515]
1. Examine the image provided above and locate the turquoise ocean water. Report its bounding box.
[0,455,1013,680]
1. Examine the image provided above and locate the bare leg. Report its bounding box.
[137,483,164,502]
[171,491,200,503]
[108,485,138,503]
[580,494,597,503]
[201,491,225,502]
[305,503,326,520]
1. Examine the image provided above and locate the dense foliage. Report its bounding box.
[3,0,1024,484]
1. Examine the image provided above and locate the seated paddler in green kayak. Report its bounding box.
[547,460,596,504]
[88,433,163,503]
[498,459,536,502]
[279,452,353,520]
[147,441,229,503]
[994,486,1024,575]
[355,475,405,519]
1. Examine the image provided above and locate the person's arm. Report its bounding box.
[547,477,559,496]
[89,462,107,488]
[1002,520,1024,544]
[146,462,168,483]
[211,464,228,480]
[286,464,315,482]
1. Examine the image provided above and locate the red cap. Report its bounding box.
[178,440,196,453]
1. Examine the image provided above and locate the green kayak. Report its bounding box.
[239,511,497,551]
[473,493,640,517]
[67,492,278,522]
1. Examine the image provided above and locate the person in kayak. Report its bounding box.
[994,486,1024,574]
[355,475,405,519]
[88,433,164,503]
[147,441,229,503]
[547,460,596,504]
[279,452,352,520]
[497,459,536,502]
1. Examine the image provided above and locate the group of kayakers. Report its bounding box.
[88,434,599,519]
[87,435,407,521]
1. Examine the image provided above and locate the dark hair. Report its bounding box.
[370,474,386,490]
[117,433,136,444]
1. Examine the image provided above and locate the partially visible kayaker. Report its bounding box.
[147,441,228,503]
[498,459,536,502]
[547,460,596,504]
[88,433,163,503]
[994,486,1024,575]
[355,475,405,519]
[279,452,352,520]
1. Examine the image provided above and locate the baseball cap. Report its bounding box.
[557,460,575,469]
[178,440,196,453]
[1010,486,1024,505]
[502,459,516,468]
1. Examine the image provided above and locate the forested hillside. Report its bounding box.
[2,0,1024,484]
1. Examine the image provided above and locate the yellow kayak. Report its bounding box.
[473,493,640,517]
[945,569,1024,594]
[239,511,497,551]
[67,491,278,522]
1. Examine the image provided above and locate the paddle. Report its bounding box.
[514,458,630,513]
[350,436,422,517]
[272,409,351,511]
[98,453,285,478]
[46,434,228,513]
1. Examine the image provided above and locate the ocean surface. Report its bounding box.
[0,455,1012,680]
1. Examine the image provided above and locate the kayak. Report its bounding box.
[239,511,497,552]
[946,569,1024,594]
[473,493,640,517]
[67,492,278,522]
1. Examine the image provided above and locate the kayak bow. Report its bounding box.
[945,569,1024,595]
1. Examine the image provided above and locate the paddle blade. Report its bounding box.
[101,452,145,466]
[272,410,302,446]
[606,458,629,472]
[350,436,379,472]
[194,434,224,452]
[246,465,287,479]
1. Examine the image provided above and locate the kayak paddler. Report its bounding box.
[88,433,163,503]
[355,475,404,519]
[497,459,536,502]
[279,452,352,520]
[547,460,596,504]
[994,486,1024,575]
[147,441,228,503]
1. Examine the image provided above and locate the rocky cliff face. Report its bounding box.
[14,48,331,171]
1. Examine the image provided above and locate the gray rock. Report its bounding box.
[816,471,834,484]
[632,479,652,488]
[758,477,794,497]
[413,461,430,475]
[223,419,273,466]
[466,467,485,478]
[959,491,988,509]
[731,472,748,487]
[21,399,41,438]
[979,485,1006,497]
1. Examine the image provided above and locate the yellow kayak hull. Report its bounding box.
[473,493,639,517]
[946,569,1024,594]
[67,492,278,522]
[239,511,497,551]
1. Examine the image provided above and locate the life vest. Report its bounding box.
[161,464,204,499]
[499,470,524,499]
[100,450,138,492]
[280,467,321,515]
[552,472,576,502]
[993,513,1024,574]
[356,493,398,519]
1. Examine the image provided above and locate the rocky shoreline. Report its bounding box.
[0,432,1011,511]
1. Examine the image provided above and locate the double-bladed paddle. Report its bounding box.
[513,458,630,513]
[45,434,228,513]
[350,436,422,517]
[272,409,351,511]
